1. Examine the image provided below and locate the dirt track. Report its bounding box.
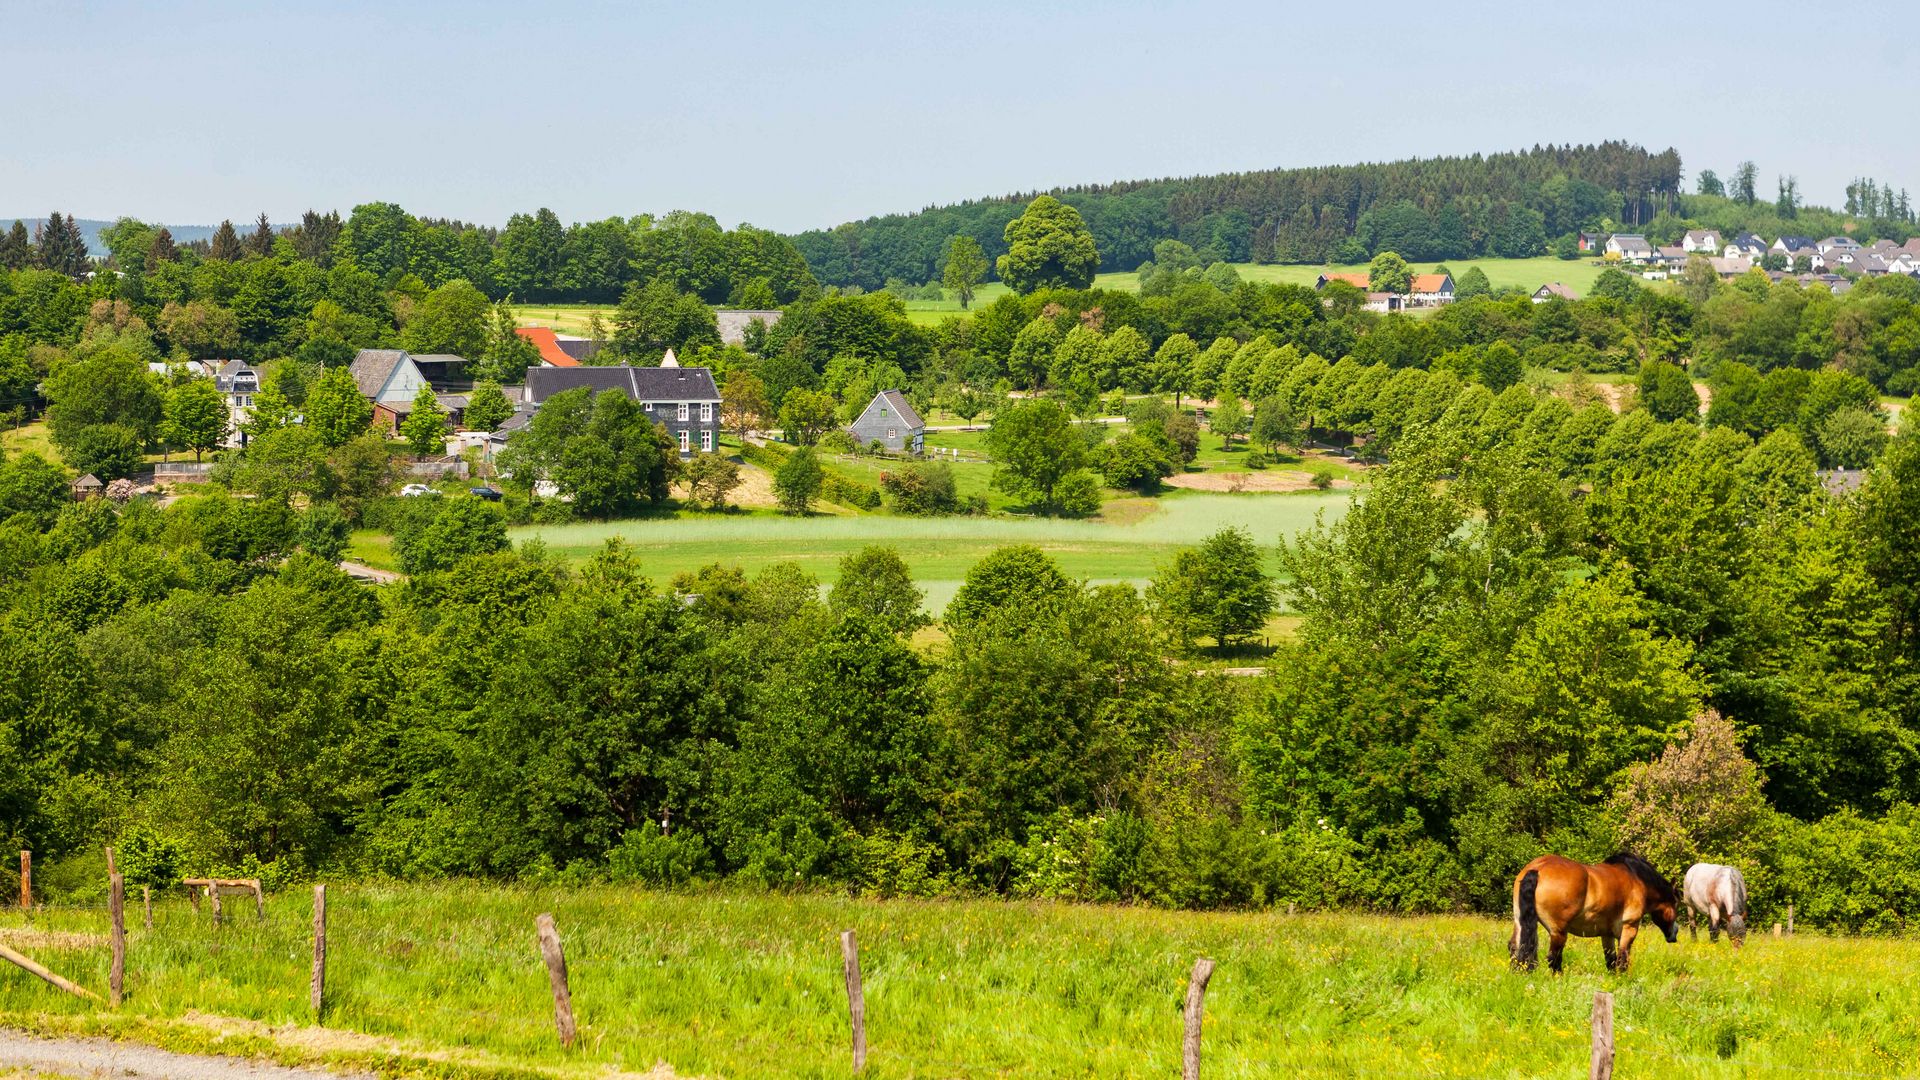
[0,1030,368,1080]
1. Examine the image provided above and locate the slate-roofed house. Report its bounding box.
[1655,244,1690,269]
[848,389,925,453]
[715,309,783,346]
[1723,233,1767,260]
[1683,229,1723,253]
[1772,236,1816,256]
[1605,234,1653,262]
[212,359,261,447]
[523,357,722,455]
[554,336,605,363]
[351,349,474,431]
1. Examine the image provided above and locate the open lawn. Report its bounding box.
[0,421,59,464]
[512,304,615,336]
[0,885,1912,1079]
[512,490,1347,613]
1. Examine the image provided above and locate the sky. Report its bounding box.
[3,0,1913,233]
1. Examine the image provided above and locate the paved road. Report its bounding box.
[0,1030,369,1080]
[336,561,400,584]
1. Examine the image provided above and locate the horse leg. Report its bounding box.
[1617,922,1640,972]
[1708,903,1721,944]
[1547,930,1568,975]
[1601,934,1619,972]
[1687,904,1697,941]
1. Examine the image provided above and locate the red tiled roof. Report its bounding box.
[1317,272,1370,289]
[1409,273,1452,294]
[515,326,578,367]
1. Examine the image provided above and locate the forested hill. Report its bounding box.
[0,218,237,258]
[792,142,1684,290]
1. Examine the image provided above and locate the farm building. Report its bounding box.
[848,390,925,453]
[350,349,475,432]
[523,353,721,455]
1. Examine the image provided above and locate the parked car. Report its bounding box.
[399,483,440,497]
[468,486,503,501]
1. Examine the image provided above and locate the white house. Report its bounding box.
[1606,234,1654,263]
[1682,229,1723,254]
[1722,233,1767,260]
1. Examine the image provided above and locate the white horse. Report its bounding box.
[1683,863,1748,945]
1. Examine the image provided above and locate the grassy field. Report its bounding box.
[0,421,59,463]
[512,490,1347,613]
[517,257,1611,331]
[0,885,1913,1078]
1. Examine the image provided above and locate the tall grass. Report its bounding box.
[1,885,1913,1078]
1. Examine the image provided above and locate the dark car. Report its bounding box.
[468,486,503,501]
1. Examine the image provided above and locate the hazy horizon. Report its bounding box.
[3,0,1911,233]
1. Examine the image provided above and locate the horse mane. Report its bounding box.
[1604,852,1677,903]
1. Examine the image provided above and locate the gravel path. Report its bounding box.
[0,1030,369,1080]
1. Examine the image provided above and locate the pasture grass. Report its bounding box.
[510,491,1348,612]
[0,421,59,464]
[0,886,1913,1078]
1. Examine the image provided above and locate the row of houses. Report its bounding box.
[1603,230,1920,278]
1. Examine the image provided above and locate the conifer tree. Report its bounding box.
[248,213,275,257]
[0,220,29,270]
[209,219,243,261]
[34,212,90,278]
[146,227,178,265]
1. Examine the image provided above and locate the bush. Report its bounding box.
[1310,467,1335,490]
[1244,448,1270,469]
[819,430,858,455]
[881,460,960,515]
[116,822,185,891]
[1054,469,1103,516]
[607,828,715,887]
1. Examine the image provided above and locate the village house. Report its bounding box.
[1313,271,1447,309]
[1406,273,1454,307]
[1682,229,1723,253]
[1605,234,1654,263]
[513,326,580,367]
[1531,283,1579,302]
[522,350,721,455]
[1578,231,1607,253]
[212,359,262,447]
[1817,236,1862,255]
[1723,233,1768,260]
[848,389,925,453]
[350,349,474,432]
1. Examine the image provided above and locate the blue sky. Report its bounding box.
[2,0,1910,232]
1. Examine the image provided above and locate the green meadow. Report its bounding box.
[512,256,1611,330]
[511,490,1348,613]
[1,886,1912,1078]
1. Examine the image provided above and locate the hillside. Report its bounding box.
[792,142,1684,290]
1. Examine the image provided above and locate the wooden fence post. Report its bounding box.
[210,885,222,924]
[310,885,326,1018]
[253,880,264,922]
[17,851,27,910]
[535,913,576,1048]
[840,930,867,1073]
[1786,903,1794,936]
[143,886,152,931]
[189,883,200,916]
[1590,990,1614,1080]
[1772,922,1781,937]
[0,943,99,1001]
[104,846,116,876]
[1183,957,1215,1080]
[108,872,125,1007]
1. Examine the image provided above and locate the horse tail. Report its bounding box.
[1728,867,1748,940]
[1512,869,1540,970]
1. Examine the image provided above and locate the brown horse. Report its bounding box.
[1510,853,1679,973]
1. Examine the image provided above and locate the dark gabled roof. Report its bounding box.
[212,358,258,392]
[877,389,925,431]
[1776,236,1815,251]
[350,349,408,398]
[410,355,472,393]
[554,337,606,362]
[524,364,721,405]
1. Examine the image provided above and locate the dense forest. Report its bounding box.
[792,143,1920,291]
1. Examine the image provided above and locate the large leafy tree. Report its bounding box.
[305,366,374,447]
[983,398,1086,512]
[43,350,163,479]
[942,234,989,309]
[400,384,447,459]
[162,378,229,460]
[463,379,514,433]
[1147,527,1275,650]
[500,387,675,517]
[611,278,720,363]
[996,196,1099,294]
[402,279,490,357]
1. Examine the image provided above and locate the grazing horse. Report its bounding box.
[1683,863,1748,946]
[1510,853,1679,973]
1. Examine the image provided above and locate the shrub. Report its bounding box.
[1054,469,1103,516]
[1310,467,1335,490]
[607,828,715,887]
[881,460,960,515]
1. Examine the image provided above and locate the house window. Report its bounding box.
[887,428,897,439]
[679,429,690,453]
[701,429,713,452]
[678,403,689,421]
[644,402,653,411]
[700,402,713,422]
